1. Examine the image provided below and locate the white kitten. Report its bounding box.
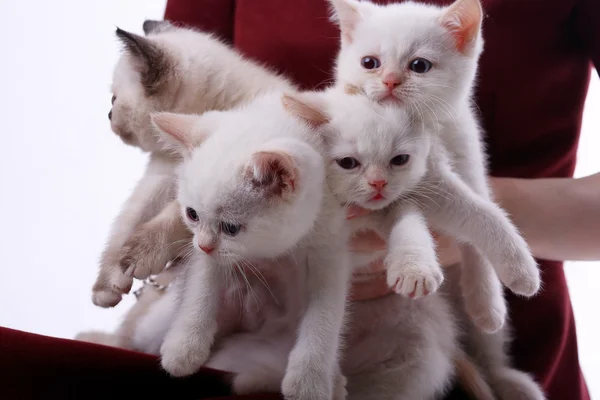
[92,20,292,307]
[328,1,545,399]
[288,88,543,399]
[329,0,541,334]
[150,92,350,400]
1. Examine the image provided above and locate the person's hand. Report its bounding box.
[346,205,462,267]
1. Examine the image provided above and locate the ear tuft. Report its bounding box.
[282,92,331,128]
[151,112,207,157]
[142,20,174,36]
[247,151,297,197]
[328,0,363,43]
[115,27,172,95]
[439,0,483,54]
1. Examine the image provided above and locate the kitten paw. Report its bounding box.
[499,252,540,297]
[465,295,507,333]
[160,331,211,377]
[91,268,133,307]
[490,367,546,400]
[333,373,348,400]
[120,230,170,280]
[281,369,330,400]
[386,261,444,299]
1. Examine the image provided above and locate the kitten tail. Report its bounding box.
[454,350,496,400]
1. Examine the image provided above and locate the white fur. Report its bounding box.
[329,0,544,398]
[154,92,350,400]
[92,22,292,307]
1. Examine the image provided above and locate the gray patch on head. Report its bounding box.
[142,20,174,36]
[115,27,173,96]
[218,184,272,226]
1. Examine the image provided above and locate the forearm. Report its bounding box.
[491,173,600,262]
[438,173,600,265]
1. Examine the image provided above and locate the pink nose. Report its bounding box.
[382,77,402,90]
[199,244,214,254]
[369,180,388,191]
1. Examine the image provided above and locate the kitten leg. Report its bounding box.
[281,243,350,400]
[93,155,175,307]
[385,203,444,298]
[445,267,545,400]
[459,246,507,333]
[160,257,220,377]
[119,200,191,280]
[423,164,540,297]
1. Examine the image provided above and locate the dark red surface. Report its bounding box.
[2,0,595,399]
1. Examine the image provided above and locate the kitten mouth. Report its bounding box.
[380,92,402,104]
[370,193,385,201]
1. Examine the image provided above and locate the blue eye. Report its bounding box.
[221,221,241,237]
[186,207,199,222]
[336,157,360,169]
[361,56,381,70]
[409,58,432,73]
[390,154,410,166]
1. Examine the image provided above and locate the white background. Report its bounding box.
[0,0,598,397]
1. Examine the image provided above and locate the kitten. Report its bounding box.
[149,92,350,400]
[328,0,545,399]
[288,88,542,399]
[93,20,292,307]
[329,0,541,334]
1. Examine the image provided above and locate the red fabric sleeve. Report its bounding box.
[164,0,235,43]
[574,0,600,72]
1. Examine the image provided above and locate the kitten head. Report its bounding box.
[109,21,240,154]
[285,89,432,211]
[330,0,483,107]
[150,94,327,263]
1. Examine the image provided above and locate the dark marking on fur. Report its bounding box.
[115,27,172,96]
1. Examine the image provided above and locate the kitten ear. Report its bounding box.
[247,151,297,198]
[115,27,172,95]
[151,112,209,157]
[328,0,363,43]
[439,0,483,54]
[282,92,331,128]
[142,20,174,36]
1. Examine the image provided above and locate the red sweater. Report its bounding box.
[164,1,598,399]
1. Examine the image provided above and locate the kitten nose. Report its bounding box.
[199,244,214,254]
[369,179,388,191]
[382,77,402,90]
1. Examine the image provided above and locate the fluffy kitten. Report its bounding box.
[329,0,541,334]
[93,20,292,307]
[289,88,543,400]
[328,1,545,399]
[149,92,350,400]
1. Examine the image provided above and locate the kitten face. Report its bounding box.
[332,0,483,108]
[152,94,326,264]
[325,93,431,211]
[109,21,243,154]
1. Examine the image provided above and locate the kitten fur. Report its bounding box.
[92,20,293,307]
[328,0,544,398]
[330,0,541,334]
[149,92,350,400]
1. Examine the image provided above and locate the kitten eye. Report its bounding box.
[409,58,432,73]
[221,222,241,237]
[111,95,116,105]
[390,154,410,166]
[186,207,199,222]
[336,157,360,169]
[361,56,381,70]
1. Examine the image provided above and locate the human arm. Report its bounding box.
[436,173,600,265]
